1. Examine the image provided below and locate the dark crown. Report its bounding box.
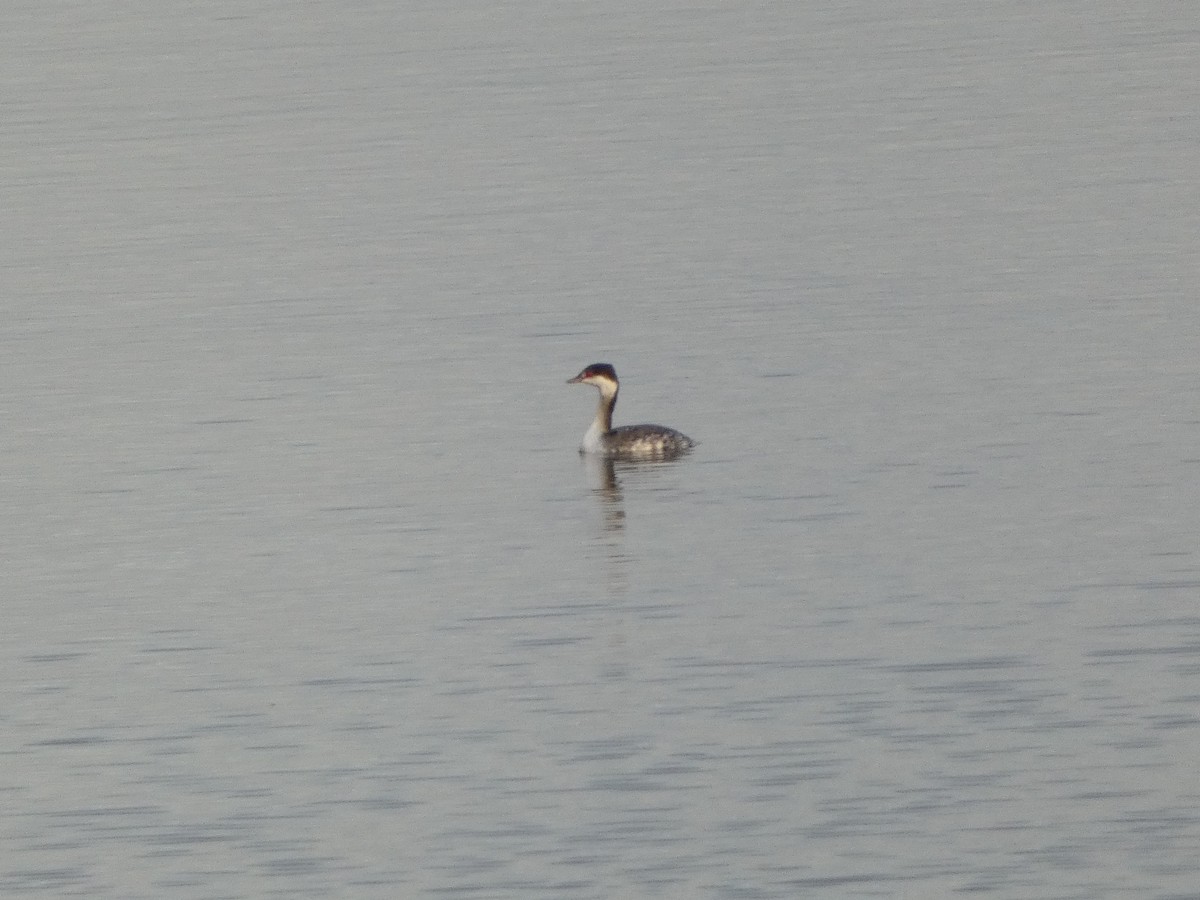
[580,363,617,380]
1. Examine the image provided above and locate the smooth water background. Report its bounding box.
[3,2,1199,897]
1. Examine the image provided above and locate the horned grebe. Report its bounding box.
[567,363,695,458]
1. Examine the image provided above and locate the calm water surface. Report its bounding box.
[2,1,1198,897]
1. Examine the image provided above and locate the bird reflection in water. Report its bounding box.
[580,451,692,615]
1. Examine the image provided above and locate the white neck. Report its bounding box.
[581,416,607,453]
[581,379,618,452]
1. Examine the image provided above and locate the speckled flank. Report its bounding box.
[603,424,696,459]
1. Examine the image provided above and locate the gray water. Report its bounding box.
[3,2,1199,897]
